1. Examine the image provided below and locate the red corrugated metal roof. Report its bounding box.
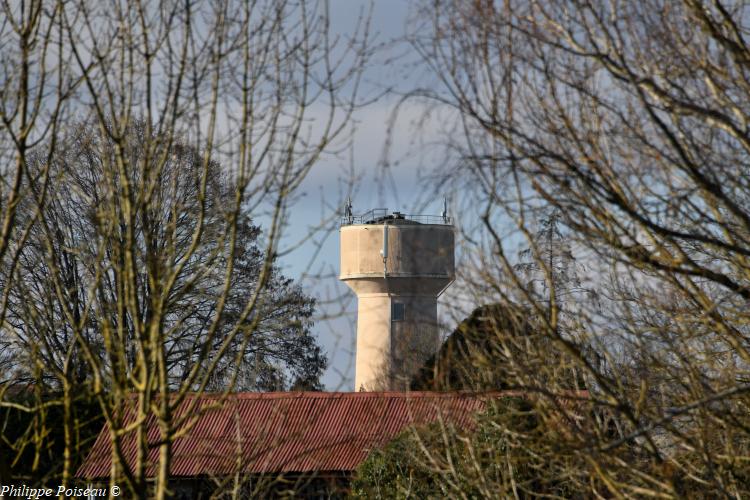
[76,391,512,479]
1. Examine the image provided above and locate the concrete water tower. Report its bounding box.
[339,201,455,391]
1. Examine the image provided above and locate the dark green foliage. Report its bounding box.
[0,389,102,486]
[410,303,533,391]
[351,397,584,499]
[411,302,583,392]
[351,426,440,499]
[2,122,326,393]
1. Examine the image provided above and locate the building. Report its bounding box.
[339,206,455,390]
[76,391,497,498]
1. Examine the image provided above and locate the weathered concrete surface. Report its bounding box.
[340,222,454,390]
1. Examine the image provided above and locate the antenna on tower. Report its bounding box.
[441,196,448,222]
[345,197,353,223]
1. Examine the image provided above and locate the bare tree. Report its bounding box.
[0,0,73,376]
[0,0,372,497]
[0,0,81,487]
[396,0,750,496]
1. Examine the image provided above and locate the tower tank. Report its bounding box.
[339,206,455,391]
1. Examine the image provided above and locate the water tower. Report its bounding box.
[339,201,455,391]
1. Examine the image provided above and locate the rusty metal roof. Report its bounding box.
[76,391,511,479]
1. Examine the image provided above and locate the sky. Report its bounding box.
[273,0,458,390]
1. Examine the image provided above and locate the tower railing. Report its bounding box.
[341,208,452,226]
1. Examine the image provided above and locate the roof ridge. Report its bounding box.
[180,390,514,400]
